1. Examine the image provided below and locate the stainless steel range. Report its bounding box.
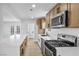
[45,34,77,56]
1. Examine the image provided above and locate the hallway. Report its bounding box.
[24,38,42,56]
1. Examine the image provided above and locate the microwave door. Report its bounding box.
[52,17,61,28]
[59,15,64,24]
[52,10,68,28]
[55,16,64,27]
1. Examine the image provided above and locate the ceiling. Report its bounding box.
[2,3,56,21]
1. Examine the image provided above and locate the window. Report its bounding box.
[16,26,20,34]
[10,25,20,40]
[10,25,20,35]
[11,26,14,35]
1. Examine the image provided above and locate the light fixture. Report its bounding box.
[32,4,36,8]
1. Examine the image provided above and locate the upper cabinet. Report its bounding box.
[49,3,68,17]
[68,3,79,27]
[60,3,68,12]
[46,3,68,28]
[37,3,79,29]
[36,17,46,34]
[46,13,50,28]
[46,3,79,28]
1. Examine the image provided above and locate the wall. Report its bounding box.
[0,21,21,55]
[0,4,21,55]
[21,20,35,39]
[0,4,2,41]
[48,28,79,46]
[0,19,2,40]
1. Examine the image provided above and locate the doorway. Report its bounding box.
[28,23,36,41]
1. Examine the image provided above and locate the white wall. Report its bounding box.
[21,20,35,38]
[48,28,79,46]
[0,13,2,40]
[0,4,21,55]
[0,21,21,55]
[21,19,38,42]
[0,4,2,41]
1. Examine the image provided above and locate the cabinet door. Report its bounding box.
[46,13,50,28]
[49,11,53,28]
[60,3,68,12]
[52,3,68,16]
[69,3,79,27]
[53,4,61,15]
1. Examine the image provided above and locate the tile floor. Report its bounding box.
[24,38,42,56]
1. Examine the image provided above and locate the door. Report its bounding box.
[28,23,35,40]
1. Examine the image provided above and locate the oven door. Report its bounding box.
[45,46,54,56]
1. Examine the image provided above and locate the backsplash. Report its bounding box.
[47,28,79,46]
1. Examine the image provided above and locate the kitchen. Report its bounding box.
[0,3,79,56]
[36,3,79,56]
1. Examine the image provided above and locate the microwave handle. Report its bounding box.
[59,17,61,24]
[59,16,63,24]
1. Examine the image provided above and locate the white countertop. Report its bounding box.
[56,47,79,56]
[39,34,52,40]
[8,34,27,47]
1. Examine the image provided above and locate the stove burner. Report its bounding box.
[45,40,74,49]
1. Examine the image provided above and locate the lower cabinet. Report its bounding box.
[20,38,27,56]
[20,45,25,56]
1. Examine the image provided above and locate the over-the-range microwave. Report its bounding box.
[51,10,68,28]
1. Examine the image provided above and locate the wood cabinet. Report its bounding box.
[53,4,61,15]
[68,3,79,27]
[46,13,50,28]
[36,17,46,34]
[60,3,68,12]
[37,3,79,29]
[49,3,68,17]
[46,3,79,28]
[46,3,68,29]
[20,37,27,56]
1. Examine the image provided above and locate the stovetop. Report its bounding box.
[45,40,74,47]
[45,40,75,53]
[44,34,77,56]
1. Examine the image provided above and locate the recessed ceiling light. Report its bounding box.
[32,4,36,8]
[30,9,33,11]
